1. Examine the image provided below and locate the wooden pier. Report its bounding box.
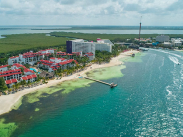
[83,76,117,88]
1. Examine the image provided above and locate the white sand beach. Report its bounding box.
[0,50,139,115]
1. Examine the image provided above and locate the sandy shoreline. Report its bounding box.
[0,50,139,115]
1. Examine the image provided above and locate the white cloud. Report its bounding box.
[0,0,182,25]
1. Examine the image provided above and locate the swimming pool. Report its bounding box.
[30,68,37,73]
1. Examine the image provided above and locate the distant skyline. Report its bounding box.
[0,0,182,26]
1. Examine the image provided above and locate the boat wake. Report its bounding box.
[169,55,179,64]
[134,50,183,136]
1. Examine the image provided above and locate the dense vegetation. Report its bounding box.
[0,77,8,92]
[0,33,69,53]
[94,44,128,64]
[0,33,69,65]
[50,32,183,43]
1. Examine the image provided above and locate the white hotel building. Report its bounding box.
[66,38,113,60]
[95,38,113,52]
[8,49,55,66]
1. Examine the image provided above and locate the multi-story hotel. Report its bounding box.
[8,49,56,66]
[66,39,95,58]
[0,63,37,88]
[95,38,113,53]
[0,69,22,87]
[66,39,114,60]
[0,65,9,72]
[38,58,77,73]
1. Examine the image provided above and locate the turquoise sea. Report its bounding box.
[1,49,183,136]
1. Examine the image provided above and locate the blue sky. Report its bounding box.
[0,0,182,26]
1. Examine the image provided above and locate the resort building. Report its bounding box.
[134,38,152,42]
[0,69,22,81]
[8,49,56,66]
[50,57,67,63]
[38,58,77,73]
[171,38,182,47]
[163,42,172,47]
[156,35,170,43]
[24,69,35,76]
[57,51,82,59]
[57,52,67,56]
[66,38,114,60]
[84,52,94,61]
[0,62,38,88]
[11,63,26,70]
[39,49,56,54]
[21,74,37,83]
[95,38,113,53]
[5,79,18,88]
[66,39,95,58]
[0,65,9,72]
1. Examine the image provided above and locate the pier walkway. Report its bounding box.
[83,76,117,88]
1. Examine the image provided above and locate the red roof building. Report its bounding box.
[24,69,35,74]
[6,79,17,85]
[0,69,22,80]
[0,65,9,68]
[21,74,37,80]
[12,63,26,69]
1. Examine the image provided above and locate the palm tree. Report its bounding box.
[27,81,31,88]
[8,88,12,94]
[15,83,19,91]
[12,85,15,92]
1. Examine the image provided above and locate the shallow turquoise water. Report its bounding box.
[2,49,183,136]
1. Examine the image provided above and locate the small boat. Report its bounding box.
[131,53,135,57]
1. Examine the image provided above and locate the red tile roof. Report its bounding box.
[0,72,22,77]
[0,65,9,68]
[0,69,21,75]
[85,52,93,56]
[21,74,37,80]
[57,52,66,55]
[40,60,54,64]
[12,63,26,69]
[10,56,19,59]
[6,79,17,84]
[67,53,73,55]
[24,69,35,73]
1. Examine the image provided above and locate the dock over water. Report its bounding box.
[83,76,117,88]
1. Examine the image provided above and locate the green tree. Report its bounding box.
[24,64,30,68]
[0,77,8,92]
[20,67,25,75]
[20,80,26,88]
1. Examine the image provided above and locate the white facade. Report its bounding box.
[50,58,67,63]
[95,43,112,52]
[8,56,20,65]
[95,39,113,53]
[171,38,182,47]
[8,49,55,66]
[156,35,170,43]
[0,65,8,72]
[163,42,172,47]
[39,49,55,54]
[70,39,95,58]
[8,54,39,66]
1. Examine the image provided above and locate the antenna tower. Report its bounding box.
[139,16,142,42]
